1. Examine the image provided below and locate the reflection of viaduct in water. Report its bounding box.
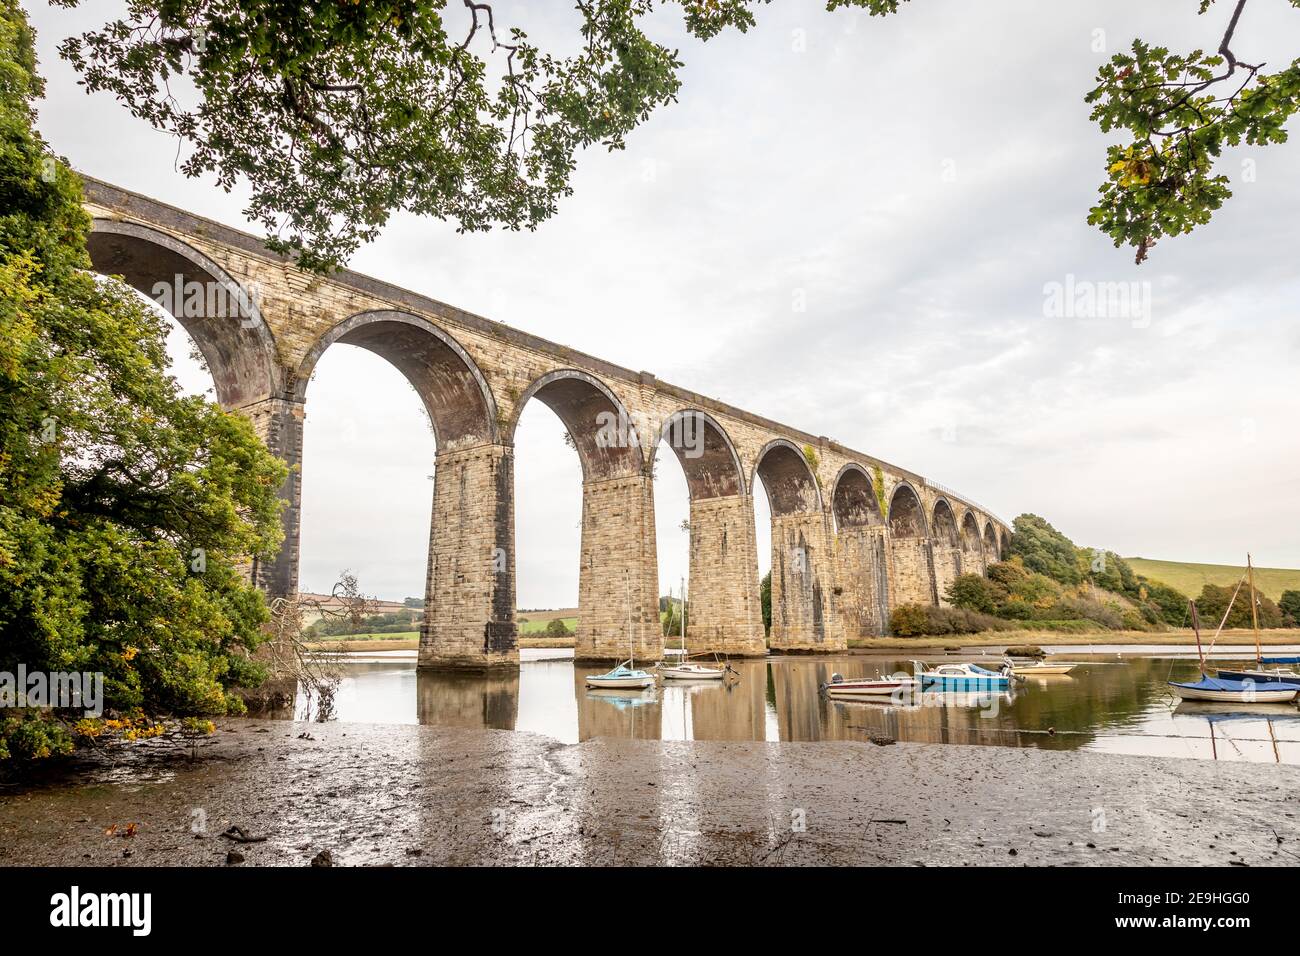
[83,179,1011,667]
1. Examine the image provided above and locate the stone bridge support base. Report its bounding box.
[685,494,766,657]
[769,512,845,652]
[575,474,662,663]
[887,535,938,609]
[836,525,890,638]
[242,397,305,601]
[933,546,962,607]
[419,444,518,670]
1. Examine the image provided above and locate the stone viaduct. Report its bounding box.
[81,178,1011,669]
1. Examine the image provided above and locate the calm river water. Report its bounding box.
[291,648,1300,764]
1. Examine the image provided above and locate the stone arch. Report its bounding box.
[931,498,960,547]
[977,520,998,564]
[86,219,279,408]
[295,310,497,451]
[961,510,981,552]
[752,439,823,516]
[887,482,928,538]
[509,369,644,480]
[653,409,744,500]
[831,464,884,531]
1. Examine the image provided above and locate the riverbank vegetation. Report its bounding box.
[889,514,1291,639]
[0,3,284,761]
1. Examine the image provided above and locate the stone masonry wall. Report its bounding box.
[836,525,889,637]
[575,475,661,662]
[686,494,765,656]
[420,444,518,669]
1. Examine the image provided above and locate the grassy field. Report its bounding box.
[518,616,577,635]
[1126,557,1300,600]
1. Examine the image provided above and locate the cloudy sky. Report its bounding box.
[27,0,1300,605]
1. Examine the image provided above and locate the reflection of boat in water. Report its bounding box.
[1174,700,1300,720]
[585,687,656,709]
[913,660,1013,690]
[919,689,1014,709]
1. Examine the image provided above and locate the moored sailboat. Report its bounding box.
[1169,592,1298,703]
[1214,554,1300,688]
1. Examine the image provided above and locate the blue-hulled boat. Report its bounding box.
[1213,665,1300,687]
[912,660,1013,690]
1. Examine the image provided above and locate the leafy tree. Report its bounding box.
[544,617,572,638]
[1087,0,1300,263]
[1279,589,1300,627]
[759,570,771,635]
[1008,515,1083,586]
[0,0,285,760]
[945,573,1003,614]
[1196,582,1283,629]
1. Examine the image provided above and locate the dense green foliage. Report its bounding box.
[1280,590,1300,627]
[1007,514,1189,627]
[0,0,285,760]
[1195,582,1283,630]
[544,617,572,638]
[1087,0,1300,263]
[307,609,419,637]
[760,571,771,636]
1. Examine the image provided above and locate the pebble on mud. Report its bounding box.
[227,850,244,865]
[310,849,333,867]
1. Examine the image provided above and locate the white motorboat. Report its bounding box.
[823,673,917,697]
[913,660,1014,689]
[585,660,656,690]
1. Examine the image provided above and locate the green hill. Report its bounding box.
[1126,557,1300,602]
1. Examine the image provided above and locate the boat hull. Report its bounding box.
[1169,678,1298,703]
[825,679,917,697]
[1009,664,1075,676]
[659,667,725,680]
[586,675,656,689]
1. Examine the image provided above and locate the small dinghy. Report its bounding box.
[822,672,917,697]
[1004,659,1077,677]
[913,660,1013,690]
[659,661,727,680]
[1168,675,1298,703]
[585,660,656,690]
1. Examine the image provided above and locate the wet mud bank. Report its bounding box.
[1,719,1297,866]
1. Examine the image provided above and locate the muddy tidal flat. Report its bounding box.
[2,720,1297,867]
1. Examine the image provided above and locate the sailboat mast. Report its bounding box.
[1190,600,1206,677]
[681,575,687,657]
[1247,553,1262,668]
